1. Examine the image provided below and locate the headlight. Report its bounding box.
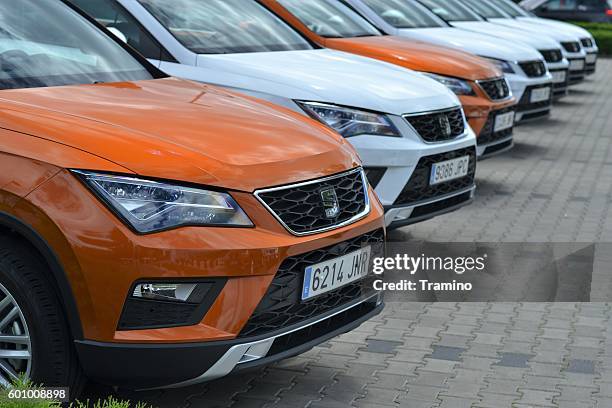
[297,102,401,138]
[74,171,253,233]
[482,57,515,74]
[422,73,475,96]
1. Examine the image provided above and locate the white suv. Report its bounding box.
[447,0,587,89]
[70,0,478,229]
[347,0,556,123]
[503,0,599,75]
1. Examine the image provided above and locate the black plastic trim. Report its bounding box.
[75,301,383,389]
[117,278,227,330]
[0,212,84,340]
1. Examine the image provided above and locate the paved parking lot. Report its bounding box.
[91,59,612,408]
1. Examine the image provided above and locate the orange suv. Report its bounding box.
[0,0,384,392]
[261,0,518,158]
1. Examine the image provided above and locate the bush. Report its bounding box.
[571,21,612,55]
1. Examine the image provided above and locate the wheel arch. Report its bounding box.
[0,211,84,340]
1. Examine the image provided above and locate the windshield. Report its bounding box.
[138,0,312,54]
[462,0,509,18]
[418,0,485,22]
[363,0,447,28]
[277,0,380,38]
[490,0,531,16]
[0,0,153,90]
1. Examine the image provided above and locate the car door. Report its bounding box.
[534,0,578,20]
[67,0,175,67]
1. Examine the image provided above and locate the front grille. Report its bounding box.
[238,229,385,338]
[581,38,593,48]
[478,78,510,101]
[562,41,581,53]
[393,147,476,206]
[404,108,465,143]
[519,60,547,78]
[517,84,552,112]
[256,169,368,235]
[477,107,515,146]
[540,49,563,63]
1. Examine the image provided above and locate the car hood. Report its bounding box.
[517,17,595,39]
[451,21,561,50]
[399,27,543,62]
[196,49,459,115]
[488,18,582,42]
[0,78,359,192]
[325,36,502,81]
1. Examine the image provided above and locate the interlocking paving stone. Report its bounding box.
[495,352,533,368]
[566,359,597,375]
[361,338,404,354]
[428,345,465,362]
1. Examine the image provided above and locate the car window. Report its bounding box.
[461,0,508,18]
[578,0,606,10]
[538,0,577,10]
[362,0,447,28]
[418,0,485,22]
[0,0,154,90]
[138,0,313,54]
[277,0,380,38]
[69,0,174,61]
[489,0,529,17]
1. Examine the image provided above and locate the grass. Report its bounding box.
[570,21,612,55]
[0,376,150,408]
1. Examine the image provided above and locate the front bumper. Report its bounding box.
[506,73,553,123]
[28,169,385,348]
[567,57,587,84]
[352,115,477,228]
[585,51,598,75]
[75,294,383,389]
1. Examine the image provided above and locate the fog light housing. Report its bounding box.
[118,280,226,330]
[133,283,211,303]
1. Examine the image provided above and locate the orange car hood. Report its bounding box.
[0,78,359,192]
[327,36,501,81]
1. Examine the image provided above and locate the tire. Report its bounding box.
[0,235,85,397]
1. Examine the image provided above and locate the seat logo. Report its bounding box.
[438,114,452,137]
[320,187,340,218]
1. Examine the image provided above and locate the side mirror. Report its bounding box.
[107,27,128,44]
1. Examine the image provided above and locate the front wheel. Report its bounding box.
[0,237,85,396]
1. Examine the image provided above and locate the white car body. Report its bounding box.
[514,17,598,74]
[102,0,478,229]
[345,0,554,122]
[457,0,587,84]
[451,20,586,87]
[498,0,598,73]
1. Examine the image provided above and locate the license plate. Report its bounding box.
[494,111,515,132]
[551,70,567,83]
[302,246,371,300]
[586,54,597,64]
[430,155,470,186]
[569,59,585,71]
[530,87,551,103]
